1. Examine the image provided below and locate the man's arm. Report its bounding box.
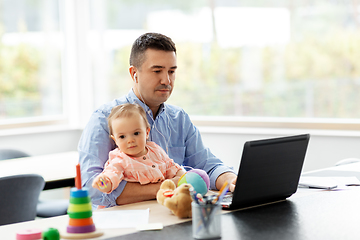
[116,182,161,205]
[116,171,237,205]
[179,112,237,190]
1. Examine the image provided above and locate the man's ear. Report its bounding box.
[129,66,137,82]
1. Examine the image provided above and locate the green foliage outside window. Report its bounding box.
[0,33,41,119]
[111,31,360,118]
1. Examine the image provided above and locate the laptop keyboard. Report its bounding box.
[221,193,233,203]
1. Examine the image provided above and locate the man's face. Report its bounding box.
[135,49,177,110]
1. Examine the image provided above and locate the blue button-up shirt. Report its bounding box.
[78,89,235,208]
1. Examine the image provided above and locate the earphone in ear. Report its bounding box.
[134,73,138,83]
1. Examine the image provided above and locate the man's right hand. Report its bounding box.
[116,181,162,205]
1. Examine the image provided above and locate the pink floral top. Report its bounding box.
[102,141,182,193]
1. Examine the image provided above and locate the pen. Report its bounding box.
[214,184,229,204]
[189,187,200,204]
[213,181,229,204]
[196,193,205,204]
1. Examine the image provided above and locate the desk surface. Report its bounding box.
[0,151,78,189]
[1,186,360,240]
[113,188,360,240]
[1,161,360,239]
[0,198,192,239]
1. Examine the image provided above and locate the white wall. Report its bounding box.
[199,127,360,172]
[1,127,359,172]
[0,127,82,156]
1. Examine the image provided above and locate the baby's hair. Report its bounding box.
[108,103,150,136]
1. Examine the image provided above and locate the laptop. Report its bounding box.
[221,134,310,210]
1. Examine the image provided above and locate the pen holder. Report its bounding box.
[191,201,221,239]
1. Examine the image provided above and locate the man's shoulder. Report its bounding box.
[164,103,187,116]
[168,104,194,124]
[95,96,129,117]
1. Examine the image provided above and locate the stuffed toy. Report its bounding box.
[156,179,193,218]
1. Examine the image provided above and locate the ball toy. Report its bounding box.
[178,169,210,196]
[42,228,60,240]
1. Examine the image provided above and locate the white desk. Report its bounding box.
[0,199,192,239]
[0,151,78,190]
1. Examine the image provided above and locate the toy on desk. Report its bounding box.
[16,227,60,240]
[178,169,210,196]
[42,228,60,240]
[16,228,42,240]
[156,179,193,218]
[61,163,103,239]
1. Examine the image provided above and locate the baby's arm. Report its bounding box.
[169,168,186,186]
[175,168,186,178]
[92,174,112,193]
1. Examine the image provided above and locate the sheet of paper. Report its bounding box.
[136,223,163,231]
[92,208,149,229]
[332,176,360,187]
[299,176,360,190]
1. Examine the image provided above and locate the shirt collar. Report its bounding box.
[126,88,166,118]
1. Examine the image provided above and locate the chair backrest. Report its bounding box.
[0,149,30,160]
[0,174,45,226]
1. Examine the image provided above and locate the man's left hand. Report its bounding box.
[216,172,237,192]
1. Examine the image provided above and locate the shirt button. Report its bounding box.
[152,165,155,168]
[143,156,146,160]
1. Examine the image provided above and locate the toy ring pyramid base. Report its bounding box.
[61,230,103,239]
[61,187,104,239]
[61,164,103,239]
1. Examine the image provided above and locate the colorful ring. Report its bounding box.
[70,188,89,198]
[67,203,92,212]
[70,196,91,204]
[66,224,96,234]
[67,211,92,219]
[68,217,94,227]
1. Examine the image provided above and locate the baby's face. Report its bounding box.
[110,114,149,157]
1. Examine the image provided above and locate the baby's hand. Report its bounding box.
[92,174,111,193]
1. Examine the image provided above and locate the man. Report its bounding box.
[78,32,237,208]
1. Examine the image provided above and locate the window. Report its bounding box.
[0,0,63,125]
[88,0,360,128]
[1,1,360,131]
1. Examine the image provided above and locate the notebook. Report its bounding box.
[221,134,310,210]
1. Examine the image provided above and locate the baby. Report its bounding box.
[92,103,185,193]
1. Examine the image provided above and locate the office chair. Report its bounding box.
[0,149,69,218]
[0,174,45,225]
[0,149,30,160]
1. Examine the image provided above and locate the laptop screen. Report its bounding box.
[227,134,310,209]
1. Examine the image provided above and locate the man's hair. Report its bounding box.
[108,103,150,136]
[129,32,176,69]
